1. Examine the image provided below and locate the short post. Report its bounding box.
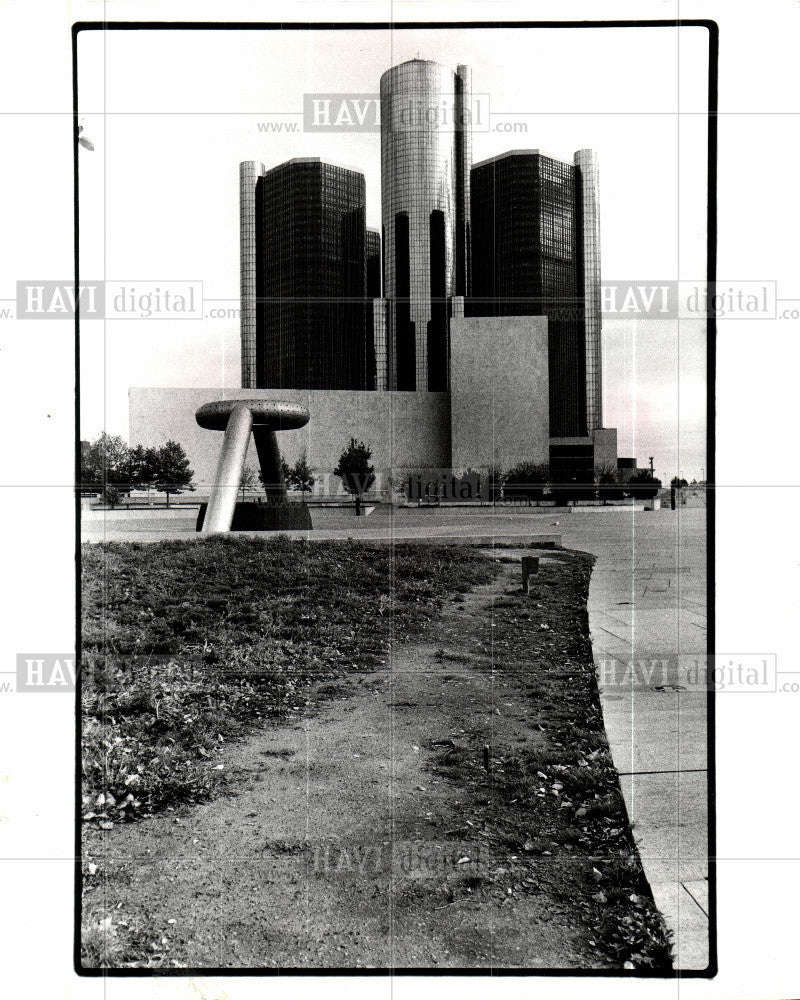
[521,556,539,593]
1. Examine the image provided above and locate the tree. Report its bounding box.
[151,440,194,507]
[334,438,375,515]
[287,452,316,497]
[597,472,624,504]
[239,466,257,501]
[551,471,597,506]
[80,432,131,491]
[81,434,194,505]
[627,471,662,501]
[670,476,688,488]
[101,485,121,508]
[487,466,504,504]
[80,440,100,487]
[123,444,160,500]
[502,462,550,504]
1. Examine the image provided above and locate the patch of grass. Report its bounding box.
[81,915,125,968]
[421,549,673,971]
[81,911,176,969]
[81,535,495,822]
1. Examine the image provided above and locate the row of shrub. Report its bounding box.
[499,462,662,503]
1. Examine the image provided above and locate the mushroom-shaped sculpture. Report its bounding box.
[196,398,309,533]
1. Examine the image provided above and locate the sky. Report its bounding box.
[77,24,710,481]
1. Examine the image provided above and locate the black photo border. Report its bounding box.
[73,17,718,981]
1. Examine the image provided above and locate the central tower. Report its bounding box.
[380,60,471,391]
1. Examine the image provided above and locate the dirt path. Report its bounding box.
[84,557,628,969]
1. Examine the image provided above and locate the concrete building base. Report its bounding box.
[196,502,313,532]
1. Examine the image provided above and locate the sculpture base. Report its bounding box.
[196,501,313,532]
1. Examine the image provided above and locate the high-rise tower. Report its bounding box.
[380,60,472,391]
[574,149,602,435]
[239,157,370,390]
[240,160,264,389]
[469,149,603,437]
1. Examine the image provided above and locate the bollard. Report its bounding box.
[521,556,539,593]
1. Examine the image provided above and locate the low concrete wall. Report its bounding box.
[129,388,450,488]
[592,428,618,473]
[83,506,197,522]
[450,315,549,471]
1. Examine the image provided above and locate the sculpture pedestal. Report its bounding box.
[196,501,312,532]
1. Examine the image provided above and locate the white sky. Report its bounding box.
[77,24,710,481]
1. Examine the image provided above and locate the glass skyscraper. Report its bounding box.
[239,67,602,438]
[240,157,371,390]
[469,149,603,437]
[380,60,472,391]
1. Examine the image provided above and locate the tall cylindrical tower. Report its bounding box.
[240,160,266,389]
[574,148,602,433]
[380,60,471,391]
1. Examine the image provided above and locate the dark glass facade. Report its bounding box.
[252,159,369,390]
[549,442,595,481]
[427,209,448,391]
[365,228,382,390]
[393,212,415,390]
[366,228,381,299]
[470,152,594,437]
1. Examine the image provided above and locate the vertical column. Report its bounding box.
[252,426,287,500]
[455,64,472,298]
[202,404,254,533]
[575,149,603,433]
[240,161,265,389]
[428,209,448,390]
[372,298,389,390]
[365,229,382,390]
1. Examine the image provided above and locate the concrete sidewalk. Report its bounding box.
[558,509,709,971]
